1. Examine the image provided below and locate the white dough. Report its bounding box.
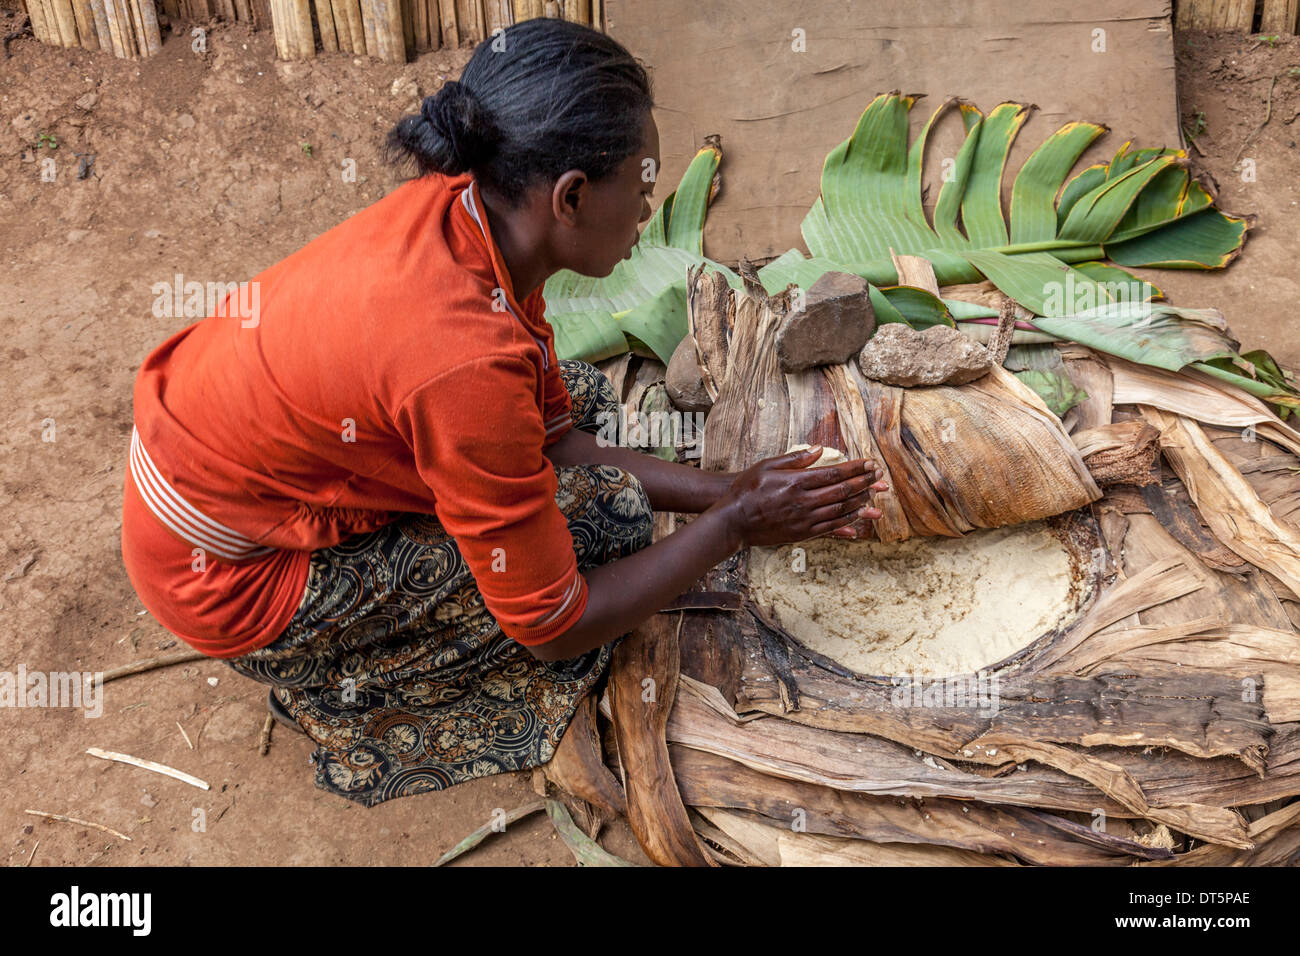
[748,522,1079,679]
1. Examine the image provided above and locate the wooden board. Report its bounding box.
[607,0,1184,265]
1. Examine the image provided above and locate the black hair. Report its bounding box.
[385,18,654,207]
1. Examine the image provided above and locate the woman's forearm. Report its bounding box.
[545,426,733,513]
[527,499,742,662]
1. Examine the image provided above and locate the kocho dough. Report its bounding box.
[747,521,1079,679]
[787,442,848,467]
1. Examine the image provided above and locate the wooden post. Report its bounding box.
[24,0,54,43]
[341,0,364,53]
[269,0,290,57]
[127,0,148,52]
[290,0,314,55]
[329,0,352,51]
[48,0,81,46]
[381,0,404,60]
[138,0,163,53]
[314,0,338,50]
[1260,0,1299,33]
[400,0,414,55]
[437,0,455,45]
[100,0,126,54]
[70,0,99,49]
[89,0,113,51]
[359,0,379,57]
[412,0,429,50]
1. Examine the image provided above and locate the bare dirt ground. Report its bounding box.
[0,14,1296,866]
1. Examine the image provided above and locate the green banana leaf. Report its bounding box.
[1015,370,1089,418]
[787,92,1248,311]
[1029,301,1237,372]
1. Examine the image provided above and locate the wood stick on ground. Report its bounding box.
[25,809,132,842]
[1234,74,1277,168]
[85,747,211,790]
[433,800,545,866]
[114,0,138,56]
[26,841,39,866]
[375,0,402,61]
[258,713,273,755]
[358,0,378,57]
[270,0,290,58]
[176,720,194,750]
[103,649,206,683]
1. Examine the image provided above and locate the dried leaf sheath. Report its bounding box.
[692,266,1101,538]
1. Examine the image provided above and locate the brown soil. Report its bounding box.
[1155,30,1300,365]
[0,11,1295,866]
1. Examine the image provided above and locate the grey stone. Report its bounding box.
[666,335,713,413]
[857,323,994,387]
[776,271,874,372]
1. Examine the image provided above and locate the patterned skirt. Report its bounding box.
[226,359,653,807]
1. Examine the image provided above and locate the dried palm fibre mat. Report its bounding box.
[748,521,1082,679]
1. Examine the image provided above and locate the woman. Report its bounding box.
[120,18,887,807]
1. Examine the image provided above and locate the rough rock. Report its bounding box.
[776,271,874,372]
[666,335,713,413]
[857,323,993,386]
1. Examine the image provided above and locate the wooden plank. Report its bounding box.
[25,0,54,44]
[436,0,455,45]
[1260,0,1299,32]
[313,0,338,49]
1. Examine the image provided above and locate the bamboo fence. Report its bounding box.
[1176,0,1299,33]
[17,0,602,60]
[20,0,164,57]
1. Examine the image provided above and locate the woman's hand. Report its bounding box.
[710,446,890,549]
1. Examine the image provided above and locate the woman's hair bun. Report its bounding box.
[416,80,501,174]
[385,19,652,203]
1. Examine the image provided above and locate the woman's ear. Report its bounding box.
[552,170,589,225]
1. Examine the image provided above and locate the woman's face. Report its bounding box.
[552,111,661,278]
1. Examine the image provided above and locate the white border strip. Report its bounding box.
[130,427,273,561]
[460,181,551,369]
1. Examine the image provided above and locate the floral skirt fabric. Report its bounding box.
[226,359,653,807]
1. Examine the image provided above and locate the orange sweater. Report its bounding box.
[121,173,587,658]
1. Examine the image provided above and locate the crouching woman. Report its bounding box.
[120,18,885,806]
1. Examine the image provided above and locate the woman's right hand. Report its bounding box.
[711,446,890,549]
